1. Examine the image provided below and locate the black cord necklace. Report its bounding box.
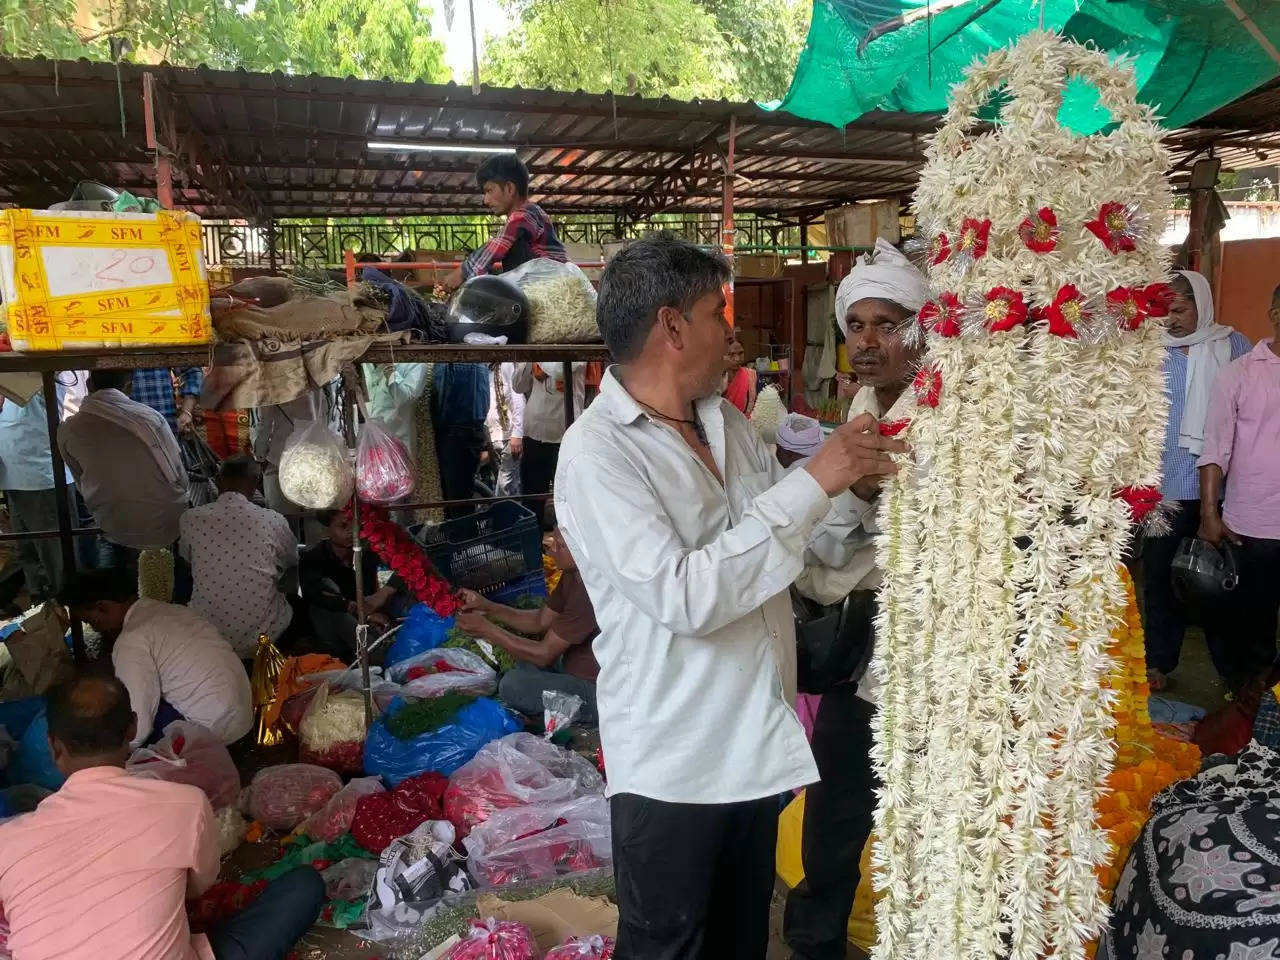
[637,400,709,447]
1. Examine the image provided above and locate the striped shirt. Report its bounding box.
[462,202,566,278]
[1160,330,1251,501]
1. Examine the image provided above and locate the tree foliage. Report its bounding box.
[483,0,807,102]
[0,0,449,82]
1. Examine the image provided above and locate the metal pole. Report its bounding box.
[343,382,373,726]
[722,115,737,328]
[41,372,84,661]
[562,361,575,431]
[800,220,810,265]
[142,74,175,210]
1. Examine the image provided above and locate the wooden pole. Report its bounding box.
[142,74,175,210]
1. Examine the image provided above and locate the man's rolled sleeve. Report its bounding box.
[1195,366,1240,474]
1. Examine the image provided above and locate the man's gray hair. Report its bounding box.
[597,233,732,362]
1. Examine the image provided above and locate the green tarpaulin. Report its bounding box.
[778,0,1280,133]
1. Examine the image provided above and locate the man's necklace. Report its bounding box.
[637,400,709,446]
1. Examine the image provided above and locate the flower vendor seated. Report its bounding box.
[552,233,907,959]
[784,237,928,960]
[454,516,600,723]
[299,508,413,660]
[57,567,252,748]
[180,455,302,661]
[0,673,326,960]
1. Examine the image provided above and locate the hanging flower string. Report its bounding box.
[353,502,461,617]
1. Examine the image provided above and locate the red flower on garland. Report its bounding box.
[1105,286,1149,331]
[913,366,942,407]
[928,233,951,266]
[1044,284,1088,339]
[918,292,964,337]
[983,287,1028,332]
[1018,207,1059,253]
[1143,282,1174,318]
[1085,201,1137,254]
[355,502,461,617]
[1115,485,1162,523]
[957,218,991,260]
[879,419,910,437]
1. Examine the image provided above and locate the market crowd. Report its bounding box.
[0,151,1276,960]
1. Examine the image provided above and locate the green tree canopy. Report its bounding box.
[483,0,807,102]
[1,0,449,82]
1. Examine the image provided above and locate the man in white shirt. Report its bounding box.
[513,360,585,525]
[485,362,525,496]
[180,455,299,659]
[554,233,907,959]
[57,370,188,552]
[784,239,929,960]
[58,568,253,748]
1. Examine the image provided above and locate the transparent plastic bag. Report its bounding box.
[388,646,497,699]
[215,806,248,855]
[241,763,342,830]
[278,420,353,509]
[463,794,612,888]
[502,258,599,344]
[542,691,583,740]
[364,819,473,942]
[126,720,241,809]
[356,418,414,503]
[301,775,385,842]
[445,732,604,838]
[298,685,368,775]
[545,935,616,960]
[445,918,538,960]
[321,857,379,901]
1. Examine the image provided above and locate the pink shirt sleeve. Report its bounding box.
[1197,363,1240,473]
[187,799,221,898]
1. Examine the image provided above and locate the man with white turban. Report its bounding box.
[784,236,929,960]
[775,412,825,469]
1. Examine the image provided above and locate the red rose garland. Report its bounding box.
[353,502,461,617]
[1045,284,1088,339]
[1018,207,1059,253]
[920,292,965,337]
[957,218,992,260]
[913,366,942,407]
[1115,485,1162,523]
[983,286,1028,332]
[928,233,952,266]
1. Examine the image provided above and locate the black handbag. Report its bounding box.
[179,432,221,508]
[792,588,877,695]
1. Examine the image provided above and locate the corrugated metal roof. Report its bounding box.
[0,56,1270,219]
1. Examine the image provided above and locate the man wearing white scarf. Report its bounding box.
[1139,270,1249,691]
[785,237,928,960]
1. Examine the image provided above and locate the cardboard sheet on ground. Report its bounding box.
[775,790,878,952]
[475,887,618,953]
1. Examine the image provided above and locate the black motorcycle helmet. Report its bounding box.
[445,274,530,344]
[1172,536,1240,608]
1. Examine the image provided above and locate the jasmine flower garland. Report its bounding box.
[871,33,1170,960]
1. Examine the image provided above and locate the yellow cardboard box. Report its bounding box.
[0,209,212,351]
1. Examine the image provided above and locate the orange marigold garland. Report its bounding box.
[354,502,461,617]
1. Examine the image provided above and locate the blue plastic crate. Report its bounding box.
[483,569,549,607]
[411,500,542,590]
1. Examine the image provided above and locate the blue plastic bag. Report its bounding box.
[6,705,65,792]
[386,604,455,667]
[364,696,520,787]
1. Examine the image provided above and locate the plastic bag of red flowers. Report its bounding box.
[444,733,603,840]
[444,918,538,960]
[241,764,342,831]
[350,770,448,854]
[300,776,385,842]
[388,646,497,699]
[126,720,241,809]
[544,935,615,960]
[463,794,611,888]
[356,418,414,504]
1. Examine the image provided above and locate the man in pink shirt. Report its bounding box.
[1198,284,1280,689]
[0,675,324,960]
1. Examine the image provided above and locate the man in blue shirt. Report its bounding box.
[0,380,75,600]
[432,364,490,519]
[1141,270,1251,690]
[129,367,203,434]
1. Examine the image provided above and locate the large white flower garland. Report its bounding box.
[871,33,1170,960]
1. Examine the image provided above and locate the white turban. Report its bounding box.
[834,237,930,335]
[775,413,824,457]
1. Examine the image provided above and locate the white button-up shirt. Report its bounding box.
[113,598,253,747]
[180,491,298,657]
[513,362,585,444]
[554,368,872,804]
